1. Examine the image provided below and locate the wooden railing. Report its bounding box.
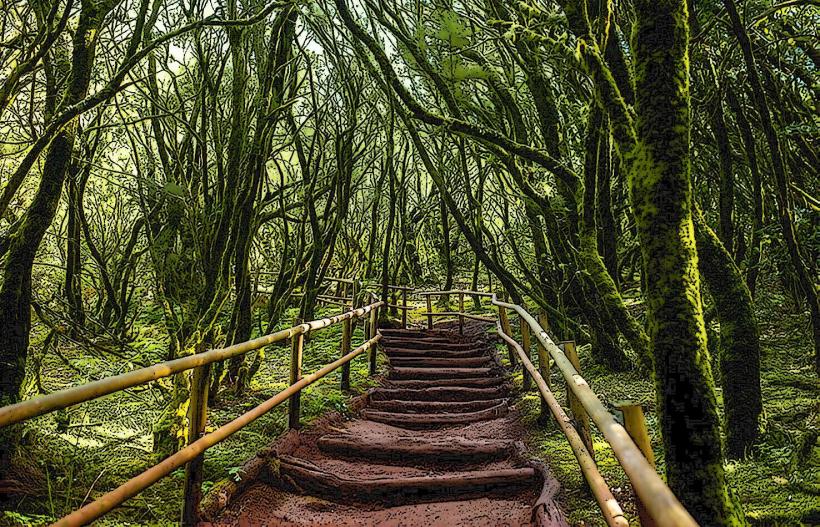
[0,298,384,526]
[416,289,495,334]
[260,273,414,328]
[3,282,698,526]
[420,290,698,527]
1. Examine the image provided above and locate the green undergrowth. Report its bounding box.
[499,286,819,526]
[3,306,385,526]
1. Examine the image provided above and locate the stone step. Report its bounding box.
[389,367,494,380]
[382,339,476,351]
[388,356,493,368]
[371,386,507,402]
[278,455,536,505]
[317,433,514,464]
[384,347,487,358]
[362,403,508,429]
[369,398,508,414]
[385,377,505,389]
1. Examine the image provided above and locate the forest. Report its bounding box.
[0,0,817,524]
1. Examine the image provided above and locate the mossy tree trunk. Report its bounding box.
[724,86,764,298]
[580,106,631,370]
[694,211,762,458]
[711,93,736,256]
[381,109,397,316]
[595,127,620,291]
[0,0,108,479]
[626,0,747,522]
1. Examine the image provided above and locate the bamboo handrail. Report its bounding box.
[0,302,383,429]
[490,294,697,527]
[419,311,495,322]
[416,289,493,297]
[324,276,414,292]
[495,321,628,527]
[51,335,382,527]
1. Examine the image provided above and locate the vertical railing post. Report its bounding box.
[182,350,210,527]
[617,402,656,526]
[289,324,304,429]
[369,303,379,375]
[458,292,465,335]
[497,302,517,366]
[536,311,552,423]
[340,317,352,391]
[401,289,408,329]
[351,278,359,310]
[426,294,433,330]
[561,340,593,457]
[521,320,532,390]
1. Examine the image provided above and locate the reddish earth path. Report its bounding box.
[202,324,566,526]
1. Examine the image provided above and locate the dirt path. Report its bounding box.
[202,323,566,526]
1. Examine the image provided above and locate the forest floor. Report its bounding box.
[1,280,818,526]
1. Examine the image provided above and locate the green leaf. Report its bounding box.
[163,182,185,197]
[434,10,471,48]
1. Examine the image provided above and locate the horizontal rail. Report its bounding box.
[416,289,493,297]
[291,293,351,302]
[496,321,628,527]
[324,277,413,291]
[0,302,383,429]
[52,335,382,527]
[491,294,697,527]
[420,311,495,322]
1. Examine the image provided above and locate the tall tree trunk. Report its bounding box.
[629,0,746,522]
[64,163,85,332]
[0,0,104,479]
[381,113,397,315]
[580,107,631,370]
[438,194,453,308]
[596,127,619,290]
[694,211,762,458]
[712,95,735,255]
[366,168,387,279]
[724,86,763,297]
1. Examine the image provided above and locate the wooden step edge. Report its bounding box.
[371,386,507,401]
[317,434,514,462]
[362,402,508,428]
[369,398,508,414]
[279,455,536,498]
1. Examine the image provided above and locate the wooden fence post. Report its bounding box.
[536,311,552,423]
[426,294,433,329]
[521,320,532,390]
[340,317,352,391]
[401,289,408,329]
[458,292,465,335]
[617,402,656,527]
[289,325,304,429]
[497,303,517,366]
[182,355,210,526]
[561,340,593,457]
[351,278,359,310]
[369,305,378,375]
